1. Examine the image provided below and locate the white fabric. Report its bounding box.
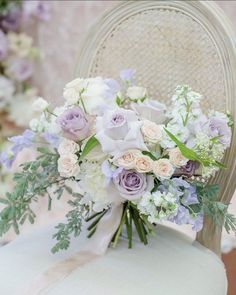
[0,223,227,295]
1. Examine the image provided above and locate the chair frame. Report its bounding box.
[75,1,236,256]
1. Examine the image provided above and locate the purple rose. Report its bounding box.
[57,107,90,141]
[208,117,231,147]
[113,169,153,200]
[180,160,199,177]
[7,58,33,82]
[0,30,8,60]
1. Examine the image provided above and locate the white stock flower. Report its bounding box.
[32,97,49,112]
[57,154,80,178]
[141,120,163,144]
[126,86,147,100]
[152,158,174,179]
[160,122,190,149]
[0,76,14,109]
[58,139,79,155]
[113,149,142,169]
[168,147,188,168]
[131,99,166,124]
[137,191,178,223]
[95,108,147,155]
[8,32,33,58]
[63,78,86,104]
[135,155,153,173]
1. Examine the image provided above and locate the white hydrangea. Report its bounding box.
[137,190,178,223]
[78,161,111,212]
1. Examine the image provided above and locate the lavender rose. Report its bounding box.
[113,169,153,200]
[208,117,231,147]
[0,8,21,32]
[56,107,90,141]
[6,58,33,82]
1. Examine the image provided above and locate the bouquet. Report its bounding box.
[0,69,235,253]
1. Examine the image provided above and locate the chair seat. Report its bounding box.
[0,223,227,295]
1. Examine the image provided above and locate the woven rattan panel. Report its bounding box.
[88,7,226,111]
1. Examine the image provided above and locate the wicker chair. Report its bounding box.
[0,1,235,294]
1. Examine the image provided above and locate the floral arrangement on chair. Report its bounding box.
[0,69,235,253]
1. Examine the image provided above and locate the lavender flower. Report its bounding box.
[113,169,153,200]
[1,130,35,169]
[7,58,33,82]
[208,117,231,147]
[120,69,135,83]
[190,214,203,232]
[23,1,50,22]
[0,7,21,32]
[0,30,8,60]
[56,107,90,141]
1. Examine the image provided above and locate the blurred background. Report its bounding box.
[0,1,235,294]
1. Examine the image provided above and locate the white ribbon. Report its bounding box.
[21,205,123,295]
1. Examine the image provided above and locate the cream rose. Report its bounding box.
[113,149,142,169]
[57,154,80,178]
[168,147,188,168]
[58,139,79,155]
[126,86,147,101]
[135,155,153,173]
[141,120,163,144]
[152,159,174,179]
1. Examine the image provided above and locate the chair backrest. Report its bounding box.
[75,1,236,256]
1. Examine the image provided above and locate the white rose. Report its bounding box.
[126,86,147,100]
[131,99,166,124]
[141,120,163,144]
[32,97,49,112]
[113,149,142,169]
[152,159,174,179]
[168,147,188,168]
[57,154,80,178]
[63,78,86,104]
[135,155,153,173]
[58,139,79,155]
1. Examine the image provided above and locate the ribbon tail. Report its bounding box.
[21,205,123,295]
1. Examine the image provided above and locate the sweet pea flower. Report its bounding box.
[95,108,147,155]
[126,86,147,101]
[207,116,231,148]
[119,69,135,84]
[131,99,166,124]
[56,107,90,141]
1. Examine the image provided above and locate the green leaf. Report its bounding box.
[80,136,99,160]
[142,151,158,161]
[164,128,226,168]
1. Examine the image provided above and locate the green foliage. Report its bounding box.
[164,128,226,169]
[79,136,99,160]
[51,192,85,253]
[0,149,64,237]
[196,183,236,233]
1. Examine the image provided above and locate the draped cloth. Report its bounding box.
[21,205,123,295]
